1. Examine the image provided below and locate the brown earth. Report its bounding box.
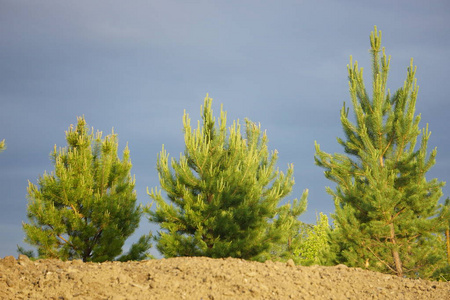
[1,255,449,300]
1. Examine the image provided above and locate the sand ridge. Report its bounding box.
[1,255,449,299]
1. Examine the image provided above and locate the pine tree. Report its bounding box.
[314,26,448,278]
[23,117,148,262]
[145,95,307,261]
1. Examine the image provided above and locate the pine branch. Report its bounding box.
[366,245,397,274]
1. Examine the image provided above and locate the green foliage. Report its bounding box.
[23,117,147,262]
[17,246,36,260]
[314,26,448,278]
[432,198,450,281]
[117,234,154,261]
[145,95,307,261]
[294,213,330,265]
[432,265,450,282]
[0,139,5,152]
[257,190,309,263]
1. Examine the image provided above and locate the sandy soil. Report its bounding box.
[1,254,449,300]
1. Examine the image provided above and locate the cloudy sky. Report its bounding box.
[1,0,449,259]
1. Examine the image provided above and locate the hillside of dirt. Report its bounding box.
[1,255,449,300]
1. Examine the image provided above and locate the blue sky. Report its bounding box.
[1,0,449,258]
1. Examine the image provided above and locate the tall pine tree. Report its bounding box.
[23,117,148,262]
[315,27,448,278]
[145,95,307,261]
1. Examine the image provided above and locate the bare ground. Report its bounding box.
[1,255,449,299]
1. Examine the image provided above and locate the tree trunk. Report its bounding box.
[389,223,403,277]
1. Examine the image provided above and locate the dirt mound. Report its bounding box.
[1,255,449,299]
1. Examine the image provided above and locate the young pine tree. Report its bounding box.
[23,117,148,262]
[293,213,330,266]
[314,27,448,278]
[145,95,307,261]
